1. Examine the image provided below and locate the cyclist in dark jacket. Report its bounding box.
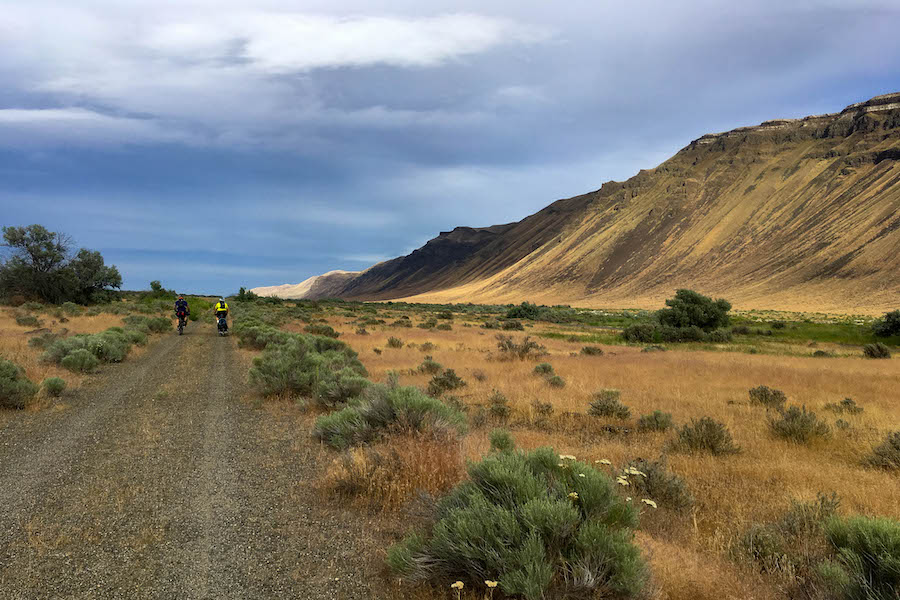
[174,296,190,325]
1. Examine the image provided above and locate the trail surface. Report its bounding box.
[0,326,377,599]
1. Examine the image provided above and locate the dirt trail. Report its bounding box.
[0,325,378,599]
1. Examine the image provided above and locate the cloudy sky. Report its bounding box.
[2,0,899,294]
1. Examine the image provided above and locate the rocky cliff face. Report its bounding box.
[253,93,900,313]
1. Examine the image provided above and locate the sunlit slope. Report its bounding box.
[399,95,900,313]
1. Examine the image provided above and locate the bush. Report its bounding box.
[636,410,673,432]
[622,324,656,344]
[435,323,452,331]
[28,332,60,349]
[392,318,413,328]
[124,329,148,346]
[624,457,693,511]
[436,311,454,320]
[14,313,41,327]
[42,377,66,397]
[546,375,565,388]
[146,317,171,333]
[60,301,81,316]
[489,390,510,420]
[387,336,404,348]
[490,428,516,452]
[417,356,443,375]
[506,302,542,320]
[866,431,900,471]
[0,358,39,409]
[386,447,647,599]
[580,346,604,356]
[531,399,554,418]
[863,343,891,359]
[501,319,525,331]
[820,515,900,599]
[427,369,466,397]
[533,363,554,376]
[495,335,546,360]
[669,417,740,455]
[872,310,900,337]
[313,384,467,449]
[417,318,437,330]
[588,389,630,420]
[749,385,787,409]
[61,349,100,373]
[657,289,731,331]
[355,327,369,335]
[824,398,863,415]
[769,405,831,444]
[304,323,340,338]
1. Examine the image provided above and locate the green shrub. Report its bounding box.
[61,349,99,373]
[872,310,900,337]
[501,319,525,331]
[824,398,863,415]
[22,301,43,311]
[531,399,554,418]
[588,389,630,420]
[489,390,510,420]
[669,417,740,455]
[436,311,453,320]
[863,343,891,359]
[489,428,516,452]
[42,377,66,397]
[417,318,437,329]
[546,375,565,388]
[533,363,554,376]
[392,318,413,328]
[313,384,466,449]
[495,334,546,360]
[387,336,404,348]
[146,317,171,333]
[866,431,900,471]
[417,356,443,375]
[769,405,831,444]
[622,324,656,343]
[124,329,148,346]
[749,385,787,409]
[636,410,673,432]
[60,301,81,316]
[28,332,60,349]
[657,289,731,331]
[580,346,604,356]
[14,313,41,327]
[304,323,340,338]
[355,327,369,335]
[435,323,452,331]
[624,457,693,511]
[427,369,466,396]
[0,359,39,409]
[386,447,647,599]
[506,301,541,320]
[820,515,900,599]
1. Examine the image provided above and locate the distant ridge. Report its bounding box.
[253,93,900,313]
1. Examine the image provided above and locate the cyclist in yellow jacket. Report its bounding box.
[214,298,229,335]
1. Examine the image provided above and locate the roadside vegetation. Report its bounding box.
[230,291,900,600]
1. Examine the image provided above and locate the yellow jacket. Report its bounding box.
[215,301,228,313]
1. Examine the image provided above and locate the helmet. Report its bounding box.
[178,295,184,299]
[220,298,225,303]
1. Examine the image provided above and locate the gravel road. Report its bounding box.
[0,326,379,599]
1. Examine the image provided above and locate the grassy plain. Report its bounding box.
[271,301,900,600]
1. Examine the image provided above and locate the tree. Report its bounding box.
[0,224,121,304]
[657,289,731,331]
[873,310,900,337]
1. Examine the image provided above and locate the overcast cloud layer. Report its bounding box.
[2,0,899,294]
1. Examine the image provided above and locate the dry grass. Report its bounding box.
[0,308,138,410]
[312,311,900,600]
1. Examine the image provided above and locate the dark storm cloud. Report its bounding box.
[1,0,899,293]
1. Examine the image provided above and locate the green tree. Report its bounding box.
[873,310,900,337]
[657,289,731,331]
[69,249,122,303]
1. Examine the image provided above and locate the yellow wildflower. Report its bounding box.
[568,491,579,500]
[451,581,464,590]
[616,476,630,486]
[485,580,498,588]
[595,459,612,465]
[641,499,658,509]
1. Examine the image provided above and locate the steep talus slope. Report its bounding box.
[256,93,900,313]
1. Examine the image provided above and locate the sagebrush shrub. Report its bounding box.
[313,384,467,449]
[495,335,546,360]
[0,358,39,409]
[531,398,554,418]
[533,363,554,376]
[501,319,525,331]
[862,343,891,359]
[61,349,99,373]
[749,385,787,408]
[580,346,604,356]
[636,410,673,432]
[435,323,452,331]
[417,356,442,375]
[769,405,831,443]
[417,318,437,330]
[489,390,510,420]
[669,417,740,455]
[61,301,81,316]
[866,431,900,471]
[588,389,630,420]
[489,428,516,452]
[386,447,647,600]
[28,332,60,349]
[624,457,693,511]
[387,336,404,348]
[427,369,466,396]
[546,375,565,388]
[819,515,900,599]
[304,323,340,338]
[14,313,41,327]
[823,398,863,415]
[42,377,66,397]
[146,317,171,333]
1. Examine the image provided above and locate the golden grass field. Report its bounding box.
[308,310,900,600]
